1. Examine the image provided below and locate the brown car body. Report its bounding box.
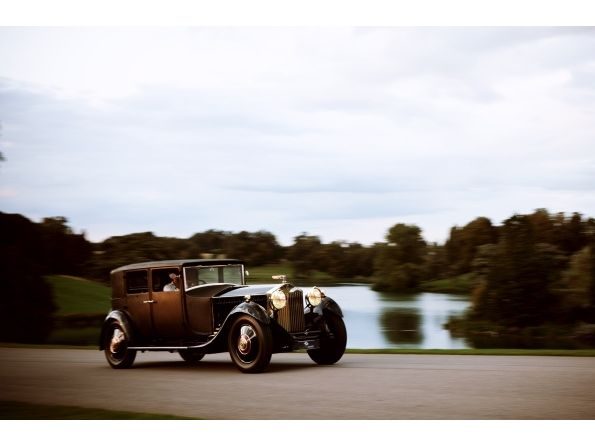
[100,259,347,373]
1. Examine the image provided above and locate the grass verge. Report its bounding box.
[346,348,595,356]
[0,400,197,420]
[419,273,474,294]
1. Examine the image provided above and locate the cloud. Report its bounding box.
[1,27,595,246]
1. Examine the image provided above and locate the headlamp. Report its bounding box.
[270,288,287,310]
[306,286,324,306]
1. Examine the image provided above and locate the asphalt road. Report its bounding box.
[1,347,595,419]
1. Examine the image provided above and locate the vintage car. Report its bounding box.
[100,259,347,373]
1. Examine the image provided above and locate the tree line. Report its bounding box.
[2,208,594,343]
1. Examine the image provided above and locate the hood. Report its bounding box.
[215,284,283,298]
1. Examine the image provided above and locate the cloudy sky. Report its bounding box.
[1,27,594,246]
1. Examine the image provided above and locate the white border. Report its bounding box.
[0,0,594,26]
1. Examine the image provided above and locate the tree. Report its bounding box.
[224,230,283,266]
[445,217,498,276]
[0,213,56,342]
[470,215,565,326]
[373,224,427,291]
[39,217,93,276]
[287,234,324,280]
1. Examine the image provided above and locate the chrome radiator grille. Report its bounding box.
[277,288,305,333]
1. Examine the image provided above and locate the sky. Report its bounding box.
[1,26,595,246]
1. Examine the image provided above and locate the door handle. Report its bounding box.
[143,300,156,304]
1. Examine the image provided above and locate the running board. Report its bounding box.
[128,345,207,351]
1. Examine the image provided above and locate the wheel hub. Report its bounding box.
[109,328,126,354]
[237,325,256,356]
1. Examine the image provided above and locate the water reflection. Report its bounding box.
[380,310,423,345]
[324,284,471,349]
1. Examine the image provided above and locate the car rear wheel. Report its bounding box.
[228,315,272,373]
[178,350,205,363]
[307,313,347,365]
[104,321,136,369]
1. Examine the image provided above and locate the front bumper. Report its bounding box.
[290,331,321,351]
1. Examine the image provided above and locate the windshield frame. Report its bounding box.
[182,263,246,290]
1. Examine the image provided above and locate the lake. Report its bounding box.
[323,284,471,349]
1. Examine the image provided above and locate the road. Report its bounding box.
[1,347,594,419]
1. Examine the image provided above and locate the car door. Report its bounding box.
[123,269,153,339]
[150,268,186,339]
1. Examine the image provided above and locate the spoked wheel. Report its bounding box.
[307,313,347,365]
[178,350,205,363]
[104,321,136,369]
[228,315,272,373]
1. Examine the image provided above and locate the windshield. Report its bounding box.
[183,264,244,289]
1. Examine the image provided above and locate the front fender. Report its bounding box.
[227,301,271,325]
[204,301,271,353]
[99,310,135,350]
[312,296,343,318]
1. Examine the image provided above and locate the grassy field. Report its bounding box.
[45,275,110,345]
[346,348,595,357]
[419,273,474,294]
[46,275,111,314]
[0,400,196,419]
[246,263,338,285]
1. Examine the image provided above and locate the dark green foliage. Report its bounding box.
[0,213,56,342]
[373,224,426,291]
[223,230,284,266]
[445,217,498,276]
[287,234,324,280]
[470,215,566,326]
[188,229,284,265]
[89,229,284,283]
[560,244,595,321]
[38,217,93,275]
[4,206,595,340]
[287,235,376,281]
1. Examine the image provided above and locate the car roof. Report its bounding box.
[111,259,244,274]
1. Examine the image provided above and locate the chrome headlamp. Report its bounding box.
[270,288,287,310]
[306,286,324,307]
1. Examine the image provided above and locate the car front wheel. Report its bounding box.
[228,315,272,373]
[104,321,136,369]
[307,313,347,365]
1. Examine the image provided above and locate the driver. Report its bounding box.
[163,273,180,292]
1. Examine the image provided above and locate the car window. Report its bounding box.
[153,269,180,292]
[224,265,243,284]
[125,270,148,294]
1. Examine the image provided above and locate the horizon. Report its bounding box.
[8,207,592,248]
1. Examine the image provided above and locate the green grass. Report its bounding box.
[246,263,294,283]
[247,263,361,286]
[0,401,197,420]
[420,273,474,294]
[43,275,110,346]
[46,275,110,314]
[346,348,595,356]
